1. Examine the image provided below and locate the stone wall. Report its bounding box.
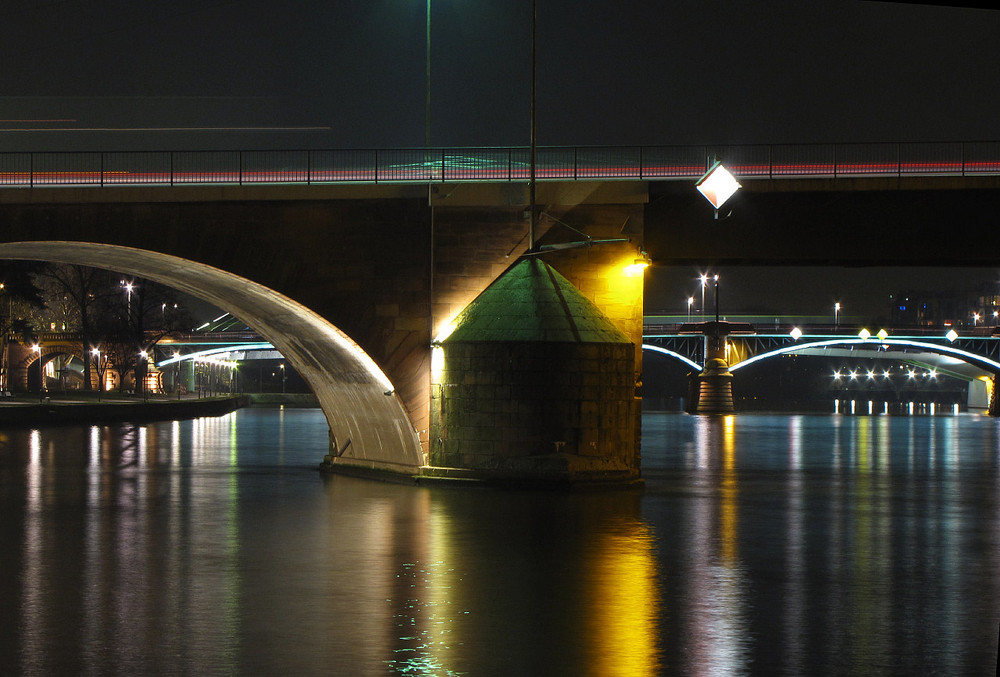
[432,341,638,480]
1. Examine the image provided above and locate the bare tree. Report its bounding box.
[95,276,190,395]
[36,265,114,391]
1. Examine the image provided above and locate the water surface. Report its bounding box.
[1,408,997,675]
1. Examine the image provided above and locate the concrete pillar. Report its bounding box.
[695,327,735,414]
[696,357,735,414]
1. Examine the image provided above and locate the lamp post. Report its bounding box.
[138,350,149,401]
[32,344,42,401]
[699,273,709,317]
[425,0,431,147]
[280,363,286,393]
[713,274,720,323]
[92,347,102,400]
[173,352,182,399]
[121,280,135,327]
[687,296,694,322]
[834,302,841,329]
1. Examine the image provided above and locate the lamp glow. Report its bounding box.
[696,161,741,211]
[624,251,652,276]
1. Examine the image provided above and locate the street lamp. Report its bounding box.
[32,344,42,400]
[713,274,720,323]
[834,302,841,329]
[92,347,102,399]
[138,350,149,400]
[699,273,709,316]
[687,296,694,322]
[280,363,286,393]
[174,352,182,399]
[121,280,135,318]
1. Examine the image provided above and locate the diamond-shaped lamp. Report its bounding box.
[696,161,742,212]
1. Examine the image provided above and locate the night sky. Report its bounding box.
[2,1,999,322]
[3,1,999,149]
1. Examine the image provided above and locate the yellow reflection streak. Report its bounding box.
[586,522,662,677]
[720,415,738,565]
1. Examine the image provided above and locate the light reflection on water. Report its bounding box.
[1,408,999,675]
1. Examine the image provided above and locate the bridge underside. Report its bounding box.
[646,176,1000,267]
[0,182,646,481]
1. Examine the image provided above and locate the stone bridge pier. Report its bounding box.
[0,180,647,485]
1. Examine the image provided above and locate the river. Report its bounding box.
[1,407,997,675]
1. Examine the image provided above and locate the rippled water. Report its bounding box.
[1,408,998,675]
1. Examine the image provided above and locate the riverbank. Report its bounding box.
[0,392,319,428]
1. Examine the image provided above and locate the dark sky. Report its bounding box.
[2,1,999,149]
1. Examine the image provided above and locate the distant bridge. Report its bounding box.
[642,323,1000,375]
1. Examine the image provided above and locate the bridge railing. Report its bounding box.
[2,141,1000,188]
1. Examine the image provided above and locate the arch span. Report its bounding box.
[0,241,423,471]
[728,338,1000,375]
[641,344,702,372]
[21,346,88,391]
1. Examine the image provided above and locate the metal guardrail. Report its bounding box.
[2,142,999,188]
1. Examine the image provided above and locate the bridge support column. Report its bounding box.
[428,259,641,487]
[990,375,999,417]
[696,358,735,414]
[694,325,736,414]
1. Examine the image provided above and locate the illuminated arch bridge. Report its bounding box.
[643,326,1000,412]
[642,328,1000,379]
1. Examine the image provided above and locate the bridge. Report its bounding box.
[1,142,999,484]
[8,326,278,394]
[3,141,999,187]
[642,322,1000,413]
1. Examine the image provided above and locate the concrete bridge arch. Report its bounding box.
[0,241,425,471]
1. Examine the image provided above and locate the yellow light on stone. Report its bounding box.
[624,251,652,276]
[696,161,742,211]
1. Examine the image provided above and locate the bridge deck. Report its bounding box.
[2,141,999,188]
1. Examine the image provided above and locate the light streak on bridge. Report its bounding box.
[156,343,275,368]
[2,141,999,187]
